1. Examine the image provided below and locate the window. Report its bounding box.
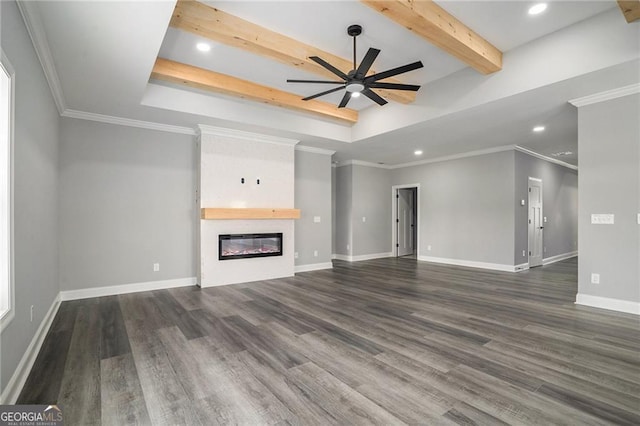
[0,51,14,332]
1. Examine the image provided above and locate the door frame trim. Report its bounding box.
[391,184,420,257]
[527,176,543,267]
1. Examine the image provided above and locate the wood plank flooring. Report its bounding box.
[17,257,640,425]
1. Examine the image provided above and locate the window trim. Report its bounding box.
[0,50,15,333]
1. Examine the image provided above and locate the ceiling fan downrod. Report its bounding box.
[347,24,362,72]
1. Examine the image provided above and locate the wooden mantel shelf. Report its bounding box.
[201,208,301,220]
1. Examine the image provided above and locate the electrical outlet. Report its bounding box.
[427,245,432,251]
[30,305,34,322]
[591,273,600,284]
[362,216,366,223]
[346,244,350,251]
[313,250,318,257]
[294,252,299,259]
[522,250,526,257]
[153,263,160,272]
[313,216,321,223]
[544,247,547,253]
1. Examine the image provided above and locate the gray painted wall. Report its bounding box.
[1,0,60,395]
[391,151,515,266]
[294,150,332,266]
[351,165,392,256]
[577,94,639,303]
[59,118,196,290]
[331,165,336,255]
[334,165,352,256]
[514,151,578,265]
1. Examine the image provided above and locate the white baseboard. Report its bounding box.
[334,252,393,262]
[543,251,578,265]
[295,262,333,273]
[0,293,61,404]
[575,293,640,315]
[60,277,197,301]
[514,263,530,272]
[417,255,517,272]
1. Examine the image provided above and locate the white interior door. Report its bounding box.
[528,178,543,267]
[397,188,414,256]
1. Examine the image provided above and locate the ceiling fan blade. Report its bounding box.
[369,82,421,91]
[309,56,348,80]
[362,88,388,106]
[287,79,345,84]
[365,61,424,83]
[355,48,381,78]
[302,86,345,101]
[338,92,351,108]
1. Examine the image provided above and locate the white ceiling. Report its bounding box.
[22,0,640,167]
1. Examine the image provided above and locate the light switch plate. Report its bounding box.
[543,216,547,223]
[313,216,321,223]
[591,273,600,284]
[591,214,614,224]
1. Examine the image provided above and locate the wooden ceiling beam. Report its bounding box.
[170,0,417,105]
[361,0,502,74]
[151,58,358,124]
[617,1,640,22]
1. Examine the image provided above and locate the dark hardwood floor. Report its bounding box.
[18,257,640,425]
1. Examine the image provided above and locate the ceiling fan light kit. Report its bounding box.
[287,24,423,108]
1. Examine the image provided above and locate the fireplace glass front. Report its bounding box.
[218,233,283,260]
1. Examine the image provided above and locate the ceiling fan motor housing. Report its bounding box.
[347,24,363,37]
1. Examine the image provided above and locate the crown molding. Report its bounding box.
[514,146,578,171]
[62,109,197,135]
[335,159,391,169]
[295,145,336,156]
[389,145,516,169]
[16,0,66,114]
[338,145,578,171]
[197,125,299,146]
[569,83,640,107]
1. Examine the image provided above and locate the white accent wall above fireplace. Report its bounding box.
[197,125,299,287]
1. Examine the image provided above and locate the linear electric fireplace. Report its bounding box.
[218,233,283,260]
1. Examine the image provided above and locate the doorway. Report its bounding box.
[528,177,543,267]
[393,185,419,258]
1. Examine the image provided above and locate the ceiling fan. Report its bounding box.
[287,24,424,108]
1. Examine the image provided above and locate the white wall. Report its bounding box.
[294,150,332,269]
[59,118,196,290]
[576,93,639,314]
[198,128,296,287]
[0,0,60,398]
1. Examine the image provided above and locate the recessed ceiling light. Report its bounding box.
[414,150,423,156]
[351,91,361,98]
[528,3,547,15]
[533,126,545,132]
[196,42,211,52]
